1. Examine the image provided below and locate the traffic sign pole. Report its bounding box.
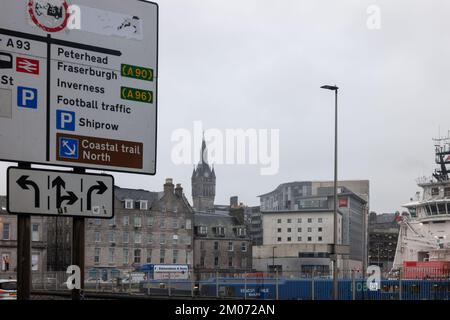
[72,167,85,300]
[17,162,31,300]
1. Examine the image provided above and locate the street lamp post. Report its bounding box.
[321,84,339,300]
[272,246,276,273]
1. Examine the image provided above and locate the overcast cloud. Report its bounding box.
[1,0,450,213]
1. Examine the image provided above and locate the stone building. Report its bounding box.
[84,179,194,280]
[0,196,48,273]
[193,206,253,279]
[191,137,216,212]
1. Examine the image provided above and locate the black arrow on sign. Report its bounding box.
[87,181,108,211]
[17,175,40,208]
[52,176,78,208]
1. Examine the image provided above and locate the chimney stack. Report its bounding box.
[164,178,174,195]
[175,183,183,197]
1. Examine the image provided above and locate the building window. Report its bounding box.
[200,256,205,267]
[123,231,129,244]
[318,227,323,232]
[277,237,282,242]
[307,227,312,233]
[318,236,323,242]
[94,231,101,243]
[160,249,165,264]
[108,248,115,264]
[173,234,178,244]
[160,219,166,229]
[123,249,129,265]
[172,219,178,229]
[134,249,141,264]
[109,231,115,243]
[308,218,312,223]
[228,257,233,268]
[277,219,282,224]
[147,234,153,244]
[94,248,101,264]
[147,217,154,226]
[147,249,152,263]
[173,250,178,264]
[228,242,234,252]
[431,188,439,196]
[297,218,302,223]
[134,232,142,244]
[307,237,312,242]
[109,216,116,226]
[215,226,225,237]
[134,216,142,227]
[241,242,247,252]
[287,219,292,223]
[241,257,247,268]
[287,228,292,233]
[186,219,192,230]
[198,225,207,235]
[212,241,218,250]
[31,253,39,271]
[125,199,134,209]
[318,218,323,223]
[32,224,39,242]
[298,236,302,242]
[287,237,292,242]
[123,216,129,226]
[277,228,282,233]
[445,187,450,197]
[140,200,148,210]
[214,256,219,267]
[160,234,166,245]
[298,228,302,232]
[94,219,101,226]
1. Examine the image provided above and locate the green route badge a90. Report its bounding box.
[28,0,71,33]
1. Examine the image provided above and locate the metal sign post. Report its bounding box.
[1,0,158,300]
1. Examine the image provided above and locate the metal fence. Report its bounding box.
[1,267,449,300]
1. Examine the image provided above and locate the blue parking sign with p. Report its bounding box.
[57,110,76,131]
[59,137,79,159]
[17,86,38,109]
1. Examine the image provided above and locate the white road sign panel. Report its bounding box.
[0,0,158,175]
[7,167,114,218]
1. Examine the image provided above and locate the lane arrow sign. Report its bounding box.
[87,181,108,210]
[16,175,40,208]
[52,176,78,208]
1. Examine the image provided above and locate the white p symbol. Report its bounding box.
[61,112,73,129]
[22,89,35,105]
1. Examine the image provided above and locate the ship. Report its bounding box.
[392,136,450,278]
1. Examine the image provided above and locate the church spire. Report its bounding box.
[200,132,208,164]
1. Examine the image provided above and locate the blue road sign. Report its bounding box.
[17,86,38,109]
[57,110,76,131]
[59,137,79,159]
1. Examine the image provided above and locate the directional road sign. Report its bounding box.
[0,0,158,175]
[7,167,114,218]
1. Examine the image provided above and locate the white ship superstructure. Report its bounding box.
[393,137,450,268]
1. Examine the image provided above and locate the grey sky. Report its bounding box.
[1,0,450,213]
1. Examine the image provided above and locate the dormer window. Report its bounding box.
[236,227,246,237]
[214,226,225,237]
[125,199,134,209]
[140,200,148,210]
[197,225,207,236]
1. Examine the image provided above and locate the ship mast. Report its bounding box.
[432,133,450,182]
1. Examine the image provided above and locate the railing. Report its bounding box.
[1,267,449,300]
